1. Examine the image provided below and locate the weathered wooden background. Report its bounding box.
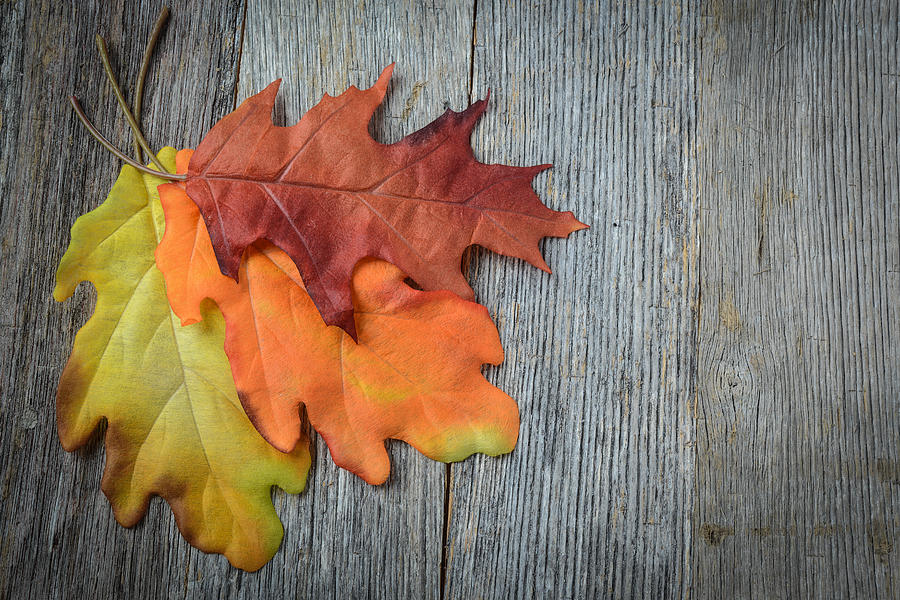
[1,0,897,598]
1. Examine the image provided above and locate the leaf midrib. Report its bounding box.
[195,173,555,221]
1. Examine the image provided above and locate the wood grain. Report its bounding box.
[233,1,475,598]
[693,1,899,598]
[444,1,699,598]
[1,1,898,598]
[0,1,246,597]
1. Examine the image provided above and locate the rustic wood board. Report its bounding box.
[0,1,897,598]
[231,1,475,598]
[445,1,699,598]
[693,2,899,598]
[0,1,247,598]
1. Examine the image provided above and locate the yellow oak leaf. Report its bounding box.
[53,147,310,571]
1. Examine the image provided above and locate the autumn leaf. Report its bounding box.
[184,64,586,338]
[53,147,310,571]
[157,150,519,484]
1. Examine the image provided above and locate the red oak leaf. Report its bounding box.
[185,64,586,338]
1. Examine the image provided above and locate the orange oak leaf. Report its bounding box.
[158,150,519,484]
[184,64,586,338]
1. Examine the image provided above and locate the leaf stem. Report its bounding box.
[69,96,186,181]
[94,34,167,173]
[132,7,170,163]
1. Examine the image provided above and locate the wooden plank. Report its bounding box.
[232,1,475,598]
[693,1,900,598]
[0,1,246,597]
[444,2,700,598]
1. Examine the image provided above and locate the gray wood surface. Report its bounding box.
[447,1,698,598]
[234,2,476,598]
[0,1,897,599]
[694,2,900,598]
[0,2,247,598]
